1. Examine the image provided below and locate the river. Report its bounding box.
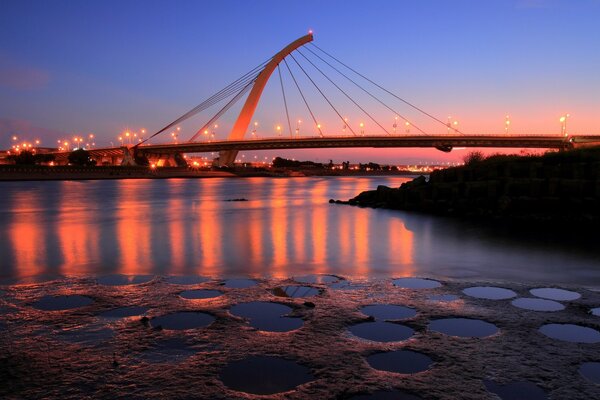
[0,176,598,287]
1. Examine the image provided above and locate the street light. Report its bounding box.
[276,125,282,136]
[296,119,302,137]
[252,121,258,139]
[505,115,511,134]
[405,121,411,134]
[359,122,365,136]
[393,116,398,133]
[560,113,570,136]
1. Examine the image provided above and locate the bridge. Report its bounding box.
[39,33,600,167]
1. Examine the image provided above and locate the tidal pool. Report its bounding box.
[367,350,433,374]
[462,286,517,300]
[32,295,94,311]
[165,276,210,285]
[592,307,600,317]
[349,321,413,342]
[219,356,313,395]
[483,380,547,400]
[539,324,600,343]
[429,318,498,338]
[230,302,302,332]
[530,288,581,301]
[349,390,423,399]
[96,275,154,286]
[392,278,441,289]
[579,362,600,384]
[223,278,257,289]
[511,298,565,312]
[360,304,417,320]
[99,306,149,319]
[273,286,320,298]
[179,289,223,300]
[151,312,215,330]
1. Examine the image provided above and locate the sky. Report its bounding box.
[1,0,599,163]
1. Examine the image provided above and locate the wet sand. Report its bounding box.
[1,276,599,399]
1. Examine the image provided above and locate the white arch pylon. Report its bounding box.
[216,33,314,166]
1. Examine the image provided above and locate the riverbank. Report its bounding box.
[1,275,599,399]
[335,148,600,228]
[0,165,419,181]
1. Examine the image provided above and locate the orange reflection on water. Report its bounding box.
[270,179,288,277]
[8,193,47,278]
[310,180,328,274]
[196,181,222,276]
[115,181,151,274]
[389,217,414,275]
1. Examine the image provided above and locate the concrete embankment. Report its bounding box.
[334,148,600,227]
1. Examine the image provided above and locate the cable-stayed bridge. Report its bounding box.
[47,33,599,166]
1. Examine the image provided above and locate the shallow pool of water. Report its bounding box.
[429,318,498,338]
[392,278,441,289]
[511,298,564,312]
[32,295,94,311]
[462,286,517,300]
[219,356,313,395]
[579,362,600,384]
[367,350,432,374]
[539,324,600,343]
[151,311,215,330]
[294,274,339,284]
[273,286,320,298]
[223,278,257,289]
[165,276,210,285]
[428,294,460,302]
[99,306,149,319]
[529,288,581,301]
[349,321,413,342]
[230,301,302,332]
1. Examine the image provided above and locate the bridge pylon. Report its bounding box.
[216,33,314,167]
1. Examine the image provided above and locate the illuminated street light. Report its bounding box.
[359,122,365,136]
[505,115,511,134]
[560,113,570,136]
[393,116,398,133]
[296,119,302,137]
[405,121,411,134]
[276,125,282,136]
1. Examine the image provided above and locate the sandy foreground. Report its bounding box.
[1,276,599,399]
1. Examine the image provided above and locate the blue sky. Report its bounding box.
[1,0,599,162]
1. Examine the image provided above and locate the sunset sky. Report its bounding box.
[1,0,599,163]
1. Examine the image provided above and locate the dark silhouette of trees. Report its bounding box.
[7,150,55,165]
[68,149,96,166]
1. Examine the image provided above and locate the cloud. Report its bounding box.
[0,57,50,90]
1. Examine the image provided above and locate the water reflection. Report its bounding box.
[0,177,599,286]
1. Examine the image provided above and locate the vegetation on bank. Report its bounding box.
[339,148,600,226]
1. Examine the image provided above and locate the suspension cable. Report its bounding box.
[311,43,462,134]
[304,45,429,136]
[135,57,271,147]
[282,58,323,137]
[297,48,389,135]
[289,53,355,137]
[277,65,293,138]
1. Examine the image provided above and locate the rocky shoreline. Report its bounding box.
[333,148,600,228]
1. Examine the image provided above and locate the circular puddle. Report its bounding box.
[392,278,441,289]
[273,286,319,298]
[220,356,313,395]
[530,287,581,301]
[97,274,154,286]
[139,338,199,363]
[463,286,517,300]
[151,312,215,330]
[349,390,423,399]
[483,380,547,400]
[59,326,114,346]
[511,298,564,312]
[180,289,223,300]
[428,294,459,302]
[539,323,600,343]
[294,274,339,284]
[32,295,94,311]
[367,350,432,374]
[331,280,363,290]
[360,304,417,320]
[429,318,498,338]
[591,307,600,317]
[579,362,600,384]
[166,276,209,285]
[230,302,302,332]
[99,306,149,319]
[223,278,257,289]
[349,321,413,342]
